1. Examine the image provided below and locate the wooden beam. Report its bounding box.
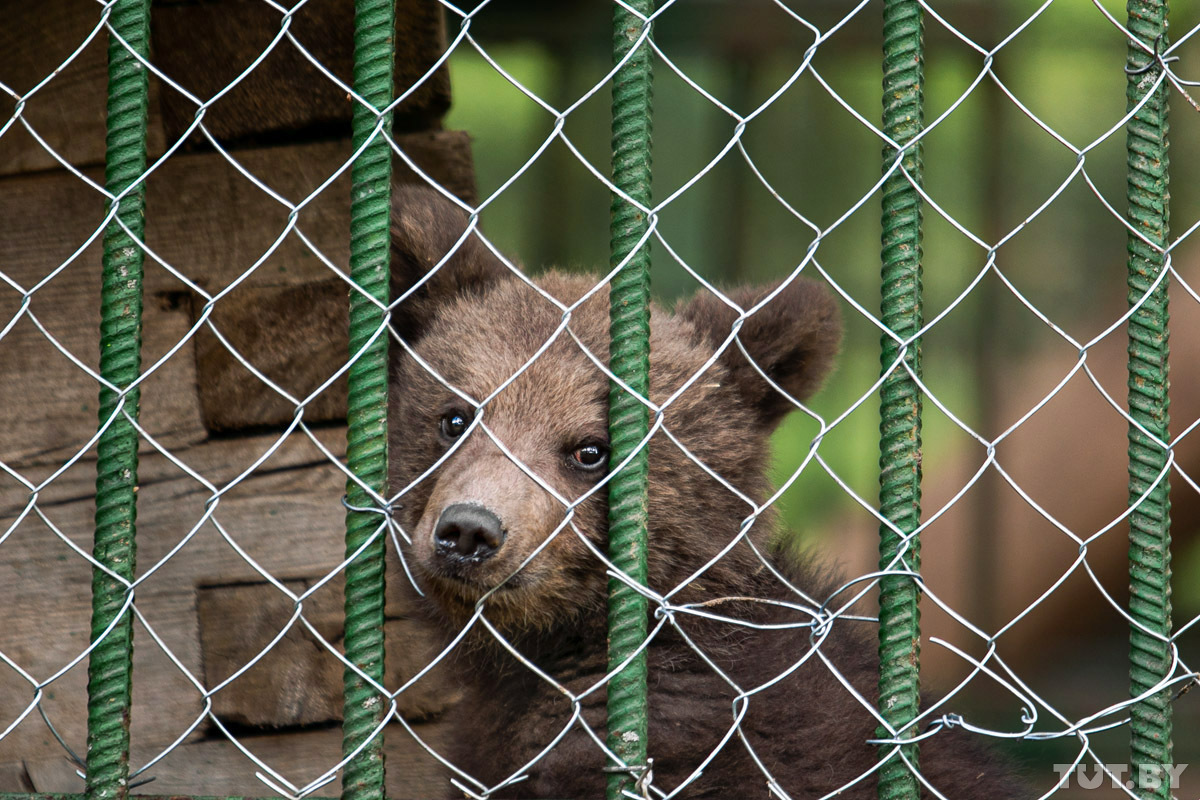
[0,134,476,468]
[152,0,453,148]
[0,0,166,177]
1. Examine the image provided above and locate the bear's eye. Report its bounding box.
[569,442,608,472]
[439,410,470,440]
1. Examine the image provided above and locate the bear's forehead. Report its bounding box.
[413,272,724,409]
[415,277,603,389]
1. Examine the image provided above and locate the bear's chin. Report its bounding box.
[417,569,564,634]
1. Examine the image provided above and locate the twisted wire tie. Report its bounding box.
[603,757,654,799]
[1124,33,1179,76]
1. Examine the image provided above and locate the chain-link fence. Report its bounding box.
[2,1,1200,799]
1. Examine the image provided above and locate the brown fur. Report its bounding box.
[387,186,1021,798]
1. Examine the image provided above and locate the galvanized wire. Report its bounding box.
[605,2,655,798]
[87,2,152,799]
[3,2,1200,799]
[876,2,924,799]
[342,1,395,799]
[1124,2,1174,798]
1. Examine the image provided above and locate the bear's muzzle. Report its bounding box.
[433,502,507,566]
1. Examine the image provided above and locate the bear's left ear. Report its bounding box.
[678,278,841,426]
[389,184,510,343]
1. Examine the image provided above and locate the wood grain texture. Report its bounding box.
[0,0,166,176]
[0,763,33,793]
[0,429,347,768]
[180,133,475,432]
[190,279,351,434]
[0,429,455,795]
[197,577,459,728]
[0,134,475,467]
[152,0,452,147]
[0,166,205,470]
[0,18,476,781]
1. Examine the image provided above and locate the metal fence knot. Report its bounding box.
[1125,33,1179,76]
[340,495,400,518]
[603,757,654,800]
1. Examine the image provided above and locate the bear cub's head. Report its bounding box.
[388,186,840,636]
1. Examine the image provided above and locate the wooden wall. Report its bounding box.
[0,1,469,795]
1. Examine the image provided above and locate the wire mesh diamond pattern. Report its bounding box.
[1,1,1199,799]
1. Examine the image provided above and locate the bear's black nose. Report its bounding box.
[433,503,506,562]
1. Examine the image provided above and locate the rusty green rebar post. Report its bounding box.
[87,3,151,800]
[877,2,924,799]
[1125,3,1173,798]
[341,1,394,799]
[606,2,654,798]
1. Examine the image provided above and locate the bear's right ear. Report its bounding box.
[678,278,841,427]
[389,184,509,342]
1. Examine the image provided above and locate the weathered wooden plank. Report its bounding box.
[141,134,474,298]
[0,430,347,765]
[191,279,350,435]
[0,0,166,176]
[152,0,452,148]
[196,578,458,729]
[0,0,459,173]
[0,133,475,466]
[0,0,450,174]
[181,133,475,432]
[0,166,206,470]
[0,427,458,786]
[198,578,346,729]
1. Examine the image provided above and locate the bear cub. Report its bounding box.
[387,186,1020,799]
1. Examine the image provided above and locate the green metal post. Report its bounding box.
[1125,3,1173,798]
[877,2,924,799]
[341,1,394,799]
[87,3,151,799]
[606,2,654,798]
